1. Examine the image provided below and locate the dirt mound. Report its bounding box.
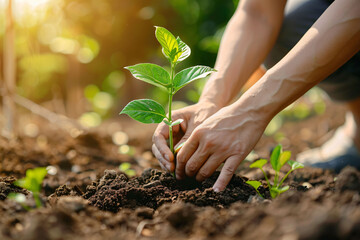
[83,169,258,212]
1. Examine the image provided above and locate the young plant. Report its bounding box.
[246,145,304,199]
[121,26,216,173]
[9,167,47,208]
[119,162,136,177]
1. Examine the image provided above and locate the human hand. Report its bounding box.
[152,102,219,172]
[176,104,269,192]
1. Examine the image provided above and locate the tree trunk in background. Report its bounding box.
[2,0,16,138]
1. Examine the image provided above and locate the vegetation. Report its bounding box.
[119,162,136,177]
[246,145,304,199]
[121,26,215,170]
[9,167,47,208]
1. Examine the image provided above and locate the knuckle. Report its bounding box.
[176,155,185,165]
[197,170,210,180]
[222,165,235,176]
[186,162,197,175]
[193,128,205,138]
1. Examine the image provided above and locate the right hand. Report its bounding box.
[152,102,219,172]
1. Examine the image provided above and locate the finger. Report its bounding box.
[153,126,174,164]
[158,159,167,172]
[185,145,211,177]
[195,153,224,182]
[175,133,200,180]
[212,155,240,192]
[152,144,173,172]
[174,122,196,150]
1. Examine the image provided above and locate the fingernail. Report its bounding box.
[164,154,169,161]
[213,187,220,193]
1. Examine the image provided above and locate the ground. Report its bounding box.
[0,100,359,240]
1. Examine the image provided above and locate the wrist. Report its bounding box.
[234,72,281,123]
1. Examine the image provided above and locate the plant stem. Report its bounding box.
[168,63,175,154]
[278,169,293,187]
[33,192,42,208]
[260,168,271,188]
[168,92,173,154]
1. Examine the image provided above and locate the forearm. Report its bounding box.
[235,0,360,121]
[199,0,286,108]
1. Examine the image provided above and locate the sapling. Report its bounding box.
[119,162,136,177]
[121,26,216,174]
[246,145,304,199]
[9,167,47,208]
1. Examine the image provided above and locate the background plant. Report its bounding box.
[121,26,215,171]
[8,167,48,208]
[246,145,304,199]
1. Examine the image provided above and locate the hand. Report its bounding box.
[152,102,219,172]
[176,104,269,192]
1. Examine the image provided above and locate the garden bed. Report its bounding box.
[1,102,359,240]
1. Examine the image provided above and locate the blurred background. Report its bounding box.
[0,0,240,128]
[0,0,330,147]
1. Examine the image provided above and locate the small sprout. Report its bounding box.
[120,26,216,176]
[7,193,31,211]
[247,145,304,199]
[119,163,136,177]
[12,167,47,208]
[246,180,264,199]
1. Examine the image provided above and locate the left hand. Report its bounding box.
[176,104,269,192]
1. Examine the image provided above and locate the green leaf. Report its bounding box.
[124,63,170,89]
[155,26,181,63]
[270,185,290,198]
[176,37,191,62]
[120,99,166,124]
[119,162,131,171]
[15,167,47,193]
[270,144,282,172]
[246,180,262,190]
[288,160,304,170]
[171,119,183,127]
[279,151,291,167]
[173,66,216,93]
[249,159,267,169]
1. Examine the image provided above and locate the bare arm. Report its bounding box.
[239,0,360,122]
[152,0,286,171]
[177,0,360,191]
[199,0,287,108]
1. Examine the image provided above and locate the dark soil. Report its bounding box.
[1,101,360,240]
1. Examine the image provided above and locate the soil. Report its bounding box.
[1,101,360,240]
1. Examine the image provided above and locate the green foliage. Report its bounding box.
[121,99,166,124]
[246,180,264,199]
[246,145,304,199]
[12,167,48,208]
[173,66,215,93]
[121,26,216,172]
[119,163,136,177]
[124,63,170,90]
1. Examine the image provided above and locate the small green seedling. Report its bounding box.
[9,167,47,208]
[246,145,304,199]
[121,26,216,174]
[119,162,136,177]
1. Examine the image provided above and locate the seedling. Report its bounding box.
[246,145,304,198]
[121,26,216,173]
[119,162,136,177]
[9,167,47,208]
